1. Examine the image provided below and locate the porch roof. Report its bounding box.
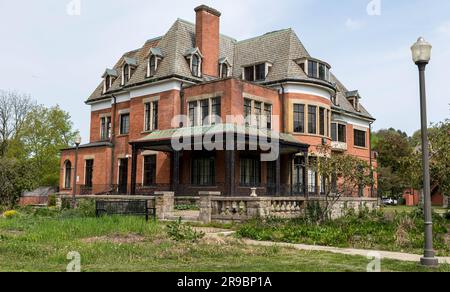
[130,124,309,153]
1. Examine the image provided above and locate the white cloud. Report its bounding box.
[345,18,365,31]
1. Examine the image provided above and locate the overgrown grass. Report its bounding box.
[237,209,450,256]
[1,207,449,272]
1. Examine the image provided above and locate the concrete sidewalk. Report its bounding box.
[241,238,450,264]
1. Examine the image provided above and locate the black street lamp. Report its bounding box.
[411,37,439,267]
[72,134,82,208]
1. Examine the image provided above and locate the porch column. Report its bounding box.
[130,144,138,195]
[275,155,281,196]
[303,150,309,199]
[171,151,180,194]
[225,150,235,196]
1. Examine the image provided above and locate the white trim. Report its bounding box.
[130,80,182,99]
[91,100,112,112]
[277,83,333,100]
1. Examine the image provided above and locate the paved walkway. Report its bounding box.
[211,231,450,264]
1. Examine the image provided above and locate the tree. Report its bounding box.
[0,90,35,157]
[310,146,374,222]
[18,105,79,186]
[0,158,35,207]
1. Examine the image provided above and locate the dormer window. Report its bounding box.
[147,48,164,77]
[243,62,272,82]
[121,57,137,86]
[345,91,361,112]
[296,58,331,82]
[218,58,231,79]
[184,48,203,78]
[102,69,118,93]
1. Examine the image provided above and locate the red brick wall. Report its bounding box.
[195,7,220,77]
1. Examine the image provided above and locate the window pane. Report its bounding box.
[192,156,215,186]
[254,101,262,128]
[308,61,318,78]
[149,56,156,76]
[124,64,129,82]
[100,117,106,140]
[65,161,72,189]
[201,99,209,126]
[211,97,221,125]
[120,114,130,135]
[319,108,325,136]
[143,155,156,186]
[152,101,158,130]
[308,106,317,134]
[319,64,326,80]
[85,160,94,187]
[240,157,261,186]
[244,99,252,126]
[189,101,198,126]
[331,123,337,141]
[255,63,266,81]
[293,104,305,133]
[144,103,151,131]
[244,66,254,81]
[338,124,347,143]
[192,55,200,77]
[354,129,366,147]
[221,64,228,78]
[264,104,272,129]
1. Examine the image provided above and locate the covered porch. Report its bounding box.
[129,125,312,197]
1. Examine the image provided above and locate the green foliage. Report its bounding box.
[167,218,205,242]
[237,208,450,256]
[175,204,199,211]
[47,195,56,207]
[0,158,35,207]
[60,199,96,218]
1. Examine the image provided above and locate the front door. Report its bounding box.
[118,158,128,194]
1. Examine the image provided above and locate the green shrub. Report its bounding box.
[47,195,56,207]
[175,204,199,211]
[167,218,205,242]
[60,199,96,218]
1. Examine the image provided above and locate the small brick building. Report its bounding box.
[60,5,377,198]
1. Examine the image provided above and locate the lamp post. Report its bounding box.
[411,37,439,267]
[72,134,82,208]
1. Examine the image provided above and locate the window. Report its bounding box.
[244,66,254,82]
[354,129,367,148]
[192,54,200,77]
[255,63,266,81]
[319,63,326,80]
[293,104,305,133]
[243,63,268,81]
[211,97,221,125]
[331,123,347,143]
[308,61,318,78]
[240,157,261,186]
[220,63,229,78]
[149,56,157,76]
[85,160,94,188]
[319,108,325,136]
[254,101,262,128]
[244,99,252,126]
[100,116,111,141]
[264,104,272,129]
[201,99,209,126]
[64,161,72,189]
[120,113,130,135]
[105,75,111,91]
[143,155,156,186]
[192,156,215,186]
[144,101,158,132]
[189,101,198,127]
[308,105,317,134]
[123,64,130,84]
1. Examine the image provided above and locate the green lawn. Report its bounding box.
[0,212,449,272]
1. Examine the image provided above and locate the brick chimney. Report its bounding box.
[195,5,221,77]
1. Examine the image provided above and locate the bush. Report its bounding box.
[445,211,450,221]
[47,195,56,207]
[60,199,96,218]
[167,218,205,242]
[3,210,19,219]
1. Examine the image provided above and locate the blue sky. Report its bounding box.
[1,0,449,142]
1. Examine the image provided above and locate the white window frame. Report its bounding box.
[188,97,221,127]
[242,62,272,82]
[144,100,158,132]
[243,98,272,129]
[147,55,161,77]
[100,115,112,141]
[187,54,202,78]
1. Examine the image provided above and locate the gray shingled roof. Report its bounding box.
[86,18,373,120]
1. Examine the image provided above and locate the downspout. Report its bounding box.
[179,82,185,127]
[369,121,375,198]
[110,94,117,189]
[280,84,286,132]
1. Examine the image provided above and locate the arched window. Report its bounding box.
[192,55,200,77]
[149,55,157,76]
[123,64,130,83]
[64,160,72,189]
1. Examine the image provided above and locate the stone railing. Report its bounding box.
[199,193,379,223]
